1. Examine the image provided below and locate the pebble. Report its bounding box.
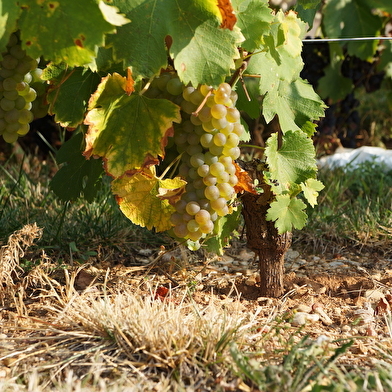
[292,312,320,326]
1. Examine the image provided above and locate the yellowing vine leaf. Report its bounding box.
[300,178,324,207]
[112,168,186,232]
[84,73,181,178]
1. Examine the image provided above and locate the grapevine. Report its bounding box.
[0,33,38,143]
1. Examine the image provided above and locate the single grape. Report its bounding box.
[216,171,230,184]
[226,107,240,122]
[198,106,211,123]
[182,86,195,101]
[3,78,17,91]
[166,77,183,95]
[209,162,225,177]
[204,185,220,201]
[186,132,200,146]
[200,85,212,96]
[217,183,234,198]
[4,108,19,123]
[226,133,239,148]
[213,132,226,147]
[16,123,29,136]
[0,98,15,111]
[197,164,210,177]
[211,197,227,212]
[204,152,219,165]
[175,199,187,213]
[199,220,214,234]
[190,114,202,126]
[190,153,205,168]
[186,201,201,216]
[1,55,18,70]
[9,45,26,60]
[3,90,18,100]
[2,131,18,143]
[189,90,204,106]
[187,230,203,241]
[170,212,184,225]
[187,219,200,233]
[18,108,34,124]
[173,223,188,238]
[211,104,227,119]
[200,133,213,148]
[155,73,171,91]
[24,87,37,103]
[212,117,228,130]
[195,209,211,225]
[203,174,217,186]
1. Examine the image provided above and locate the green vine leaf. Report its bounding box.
[112,169,186,232]
[107,0,240,86]
[232,0,273,52]
[301,178,324,207]
[323,0,382,60]
[204,207,242,255]
[262,78,326,132]
[18,0,127,66]
[47,67,101,128]
[266,195,307,234]
[50,132,103,202]
[265,130,317,193]
[0,2,21,53]
[84,73,181,178]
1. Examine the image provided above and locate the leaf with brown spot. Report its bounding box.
[217,0,237,30]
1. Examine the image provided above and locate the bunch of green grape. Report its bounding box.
[150,74,244,245]
[0,33,39,143]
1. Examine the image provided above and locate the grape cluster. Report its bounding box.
[152,75,244,245]
[0,33,38,143]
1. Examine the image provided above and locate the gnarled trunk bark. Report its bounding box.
[241,192,292,297]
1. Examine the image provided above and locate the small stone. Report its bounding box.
[292,312,319,326]
[364,289,385,301]
[341,325,351,332]
[296,304,312,313]
[328,261,345,268]
[245,276,257,286]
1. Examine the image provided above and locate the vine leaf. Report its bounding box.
[262,78,326,132]
[47,67,101,128]
[301,178,324,207]
[112,168,186,232]
[108,0,240,86]
[232,0,273,52]
[0,2,21,53]
[323,0,382,60]
[266,195,307,234]
[265,130,317,193]
[17,0,128,66]
[84,73,181,178]
[217,0,237,30]
[50,132,103,202]
[204,207,242,255]
[233,163,257,194]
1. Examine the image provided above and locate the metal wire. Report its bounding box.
[303,37,392,43]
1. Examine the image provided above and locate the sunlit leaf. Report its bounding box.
[112,169,186,232]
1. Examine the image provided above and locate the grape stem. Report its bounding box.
[158,152,183,180]
[239,144,265,150]
[192,90,213,117]
[139,76,154,96]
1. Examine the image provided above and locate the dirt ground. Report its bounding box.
[1,225,392,387]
